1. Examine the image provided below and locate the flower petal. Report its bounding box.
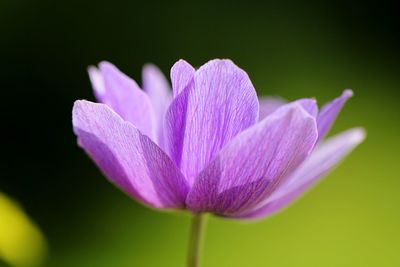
[170,59,195,97]
[88,66,106,98]
[165,59,259,185]
[142,64,172,147]
[142,63,172,120]
[72,100,189,209]
[258,96,286,119]
[297,98,318,118]
[317,89,353,141]
[259,97,318,120]
[186,103,318,214]
[88,61,156,140]
[233,127,365,220]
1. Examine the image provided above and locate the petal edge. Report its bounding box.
[73,100,189,209]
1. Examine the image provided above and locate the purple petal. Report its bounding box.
[297,98,318,118]
[317,89,353,141]
[258,96,287,119]
[72,100,189,209]
[233,127,365,220]
[170,59,195,97]
[142,63,172,118]
[186,103,318,214]
[88,61,156,140]
[88,66,106,99]
[258,97,318,120]
[165,59,259,185]
[142,64,172,146]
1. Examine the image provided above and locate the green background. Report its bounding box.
[1,0,399,266]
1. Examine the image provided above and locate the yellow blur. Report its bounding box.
[0,192,47,267]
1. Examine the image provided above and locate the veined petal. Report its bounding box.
[142,64,172,146]
[186,103,318,214]
[170,59,195,97]
[297,98,318,118]
[142,63,171,120]
[72,100,189,209]
[233,127,365,220]
[258,96,287,119]
[88,61,156,140]
[165,59,259,185]
[317,89,353,141]
[258,97,318,120]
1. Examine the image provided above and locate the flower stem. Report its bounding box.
[187,214,206,267]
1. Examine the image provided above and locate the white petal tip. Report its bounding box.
[351,128,366,143]
[87,65,97,72]
[88,65,106,95]
[73,100,90,115]
[143,63,157,71]
[343,89,354,98]
[176,59,189,64]
[98,61,119,74]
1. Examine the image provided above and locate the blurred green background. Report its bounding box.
[1,0,399,266]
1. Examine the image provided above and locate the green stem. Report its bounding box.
[187,214,206,267]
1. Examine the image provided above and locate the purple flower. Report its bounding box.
[73,59,365,220]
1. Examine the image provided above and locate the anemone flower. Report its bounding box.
[72,59,365,267]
